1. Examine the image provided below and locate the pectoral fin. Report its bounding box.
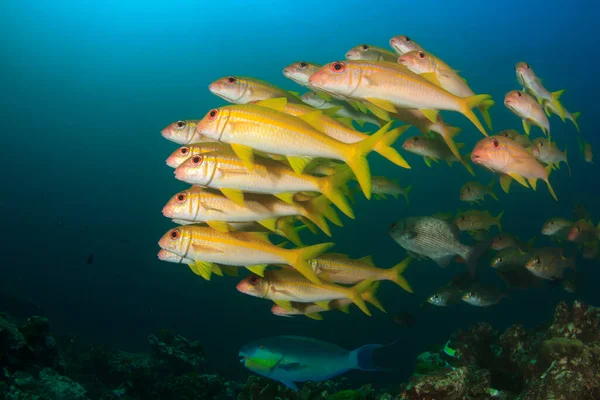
[206,220,233,232]
[365,97,397,113]
[507,173,529,188]
[273,300,293,311]
[220,188,245,206]
[230,143,255,171]
[499,175,512,193]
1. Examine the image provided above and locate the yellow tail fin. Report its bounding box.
[347,279,373,316]
[373,125,411,169]
[362,282,386,313]
[478,99,495,132]
[288,242,335,285]
[344,121,393,199]
[388,257,413,293]
[545,165,558,201]
[460,94,492,137]
[551,90,566,121]
[569,112,581,133]
[319,165,355,219]
[301,195,340,236]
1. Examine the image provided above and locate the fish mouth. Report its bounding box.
[470,153,481,163]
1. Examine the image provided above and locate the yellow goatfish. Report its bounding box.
[158,225,333,285]
[271,282,385,320]
[310,254,413,293]
[174,150,356,218]
[471,136,557,201]
[157,249,240,280]
[236,269,373,316]
[194,98,392,198]
[166,142,234,168]
[345,44,398,62]
[308,60,491,137]
[161,120,218,145]
[398,50,494,131]
[278,101,410,169]
[208,76,301,104]
[162,186,340,237]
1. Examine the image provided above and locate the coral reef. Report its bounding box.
[1,301,599,399]
[399,300,600,400]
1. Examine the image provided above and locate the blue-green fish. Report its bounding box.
[239,336,388,390]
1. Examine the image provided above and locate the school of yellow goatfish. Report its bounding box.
[157,35,596,320]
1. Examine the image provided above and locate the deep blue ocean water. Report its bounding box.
[1,0,599,388]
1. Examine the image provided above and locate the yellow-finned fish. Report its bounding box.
[389,35,424,55]
[158,225,333,285]
[301,91,383,128]
[308,60,491,137]
[279,101,410,169]
[515,62,566,121]
[174,150,356,219]
[162,186,340,237]
[398,50,494,131]
[345,44,398,62]
[270,282,385,320]
[208,76,302,104]
[531,138,570,175]
[454,210,504,232]
[371,176,412,203]
[497,129,532,148]
[157,249,241,280]
[194,98,392,198]
[165,142,234,168]
[504,90,550,136]
[236,269,373,316]
[402,135,474,175]
[283,61,322,89]
[161,120,218,145]
[309,254,413,293]
[471,136,557,201]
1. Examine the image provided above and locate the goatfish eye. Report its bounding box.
[517,91,522,98]
[227,76,236,83]
[179,147,189,155]
[299,62,307,68]
[170,229,181,240]
[361,44,369,50]
[405,36,411,43]
[330,62,346,72]
[191,155,203,165]
[418,51,425,59]
[534,257,541,264]
[249,274,260,285]
[176,120,186,129]
[491,138,500,149]
[176,193,187,203]
[208,109,218,120]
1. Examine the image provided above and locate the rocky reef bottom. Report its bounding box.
[1,300,599,400]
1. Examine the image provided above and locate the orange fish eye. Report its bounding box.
[176,120,186,129]
[176,193,187,203]
[227,76,236,83]
[517,91,522,98]
[179,147,189,155]
[491,138,500,149]
[330,62,346,72]
[249,275,260,285]
[191,155,203,165]
[418,51,425,59]
[208,109,218,120]
[170,229,180,240]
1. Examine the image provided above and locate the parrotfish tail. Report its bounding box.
[363,282,386,313]
[301,196,339,236]
[350,342,396,372]
[570,112,581,133]
[478,99,495,132]
[388,257,413,293]
[344,121,393,199]
[551,90,566,122]
[373,125,412,169]
[460,94,491,137]
[319,165,355,219]
[465,238,493,276]
[289,242,335,285]
[495,211,505,232]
